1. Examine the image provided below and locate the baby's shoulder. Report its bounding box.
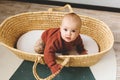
[45,28,59,33]
[48,35,59,44]
[43,28,59,36]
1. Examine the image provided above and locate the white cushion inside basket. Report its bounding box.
[16,30,99,54]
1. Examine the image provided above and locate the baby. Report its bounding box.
[34,13,87,74]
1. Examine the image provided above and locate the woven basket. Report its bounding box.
[0,4,114,80]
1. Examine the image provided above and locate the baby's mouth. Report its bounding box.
[66,37,71,40]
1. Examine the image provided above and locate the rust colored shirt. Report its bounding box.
[41,28,86,71]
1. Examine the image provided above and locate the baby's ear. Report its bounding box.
[60,26,62,30]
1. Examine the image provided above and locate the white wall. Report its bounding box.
[50,0,120,8]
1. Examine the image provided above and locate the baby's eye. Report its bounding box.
[72,30,76,32]
[64,28,67,31]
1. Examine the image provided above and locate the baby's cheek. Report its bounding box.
[72,34,78,39]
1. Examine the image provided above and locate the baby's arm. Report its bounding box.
[76,37,87,54]
[44,41,62,74]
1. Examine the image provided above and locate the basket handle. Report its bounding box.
[33,56,70,80]
[48,4,73,13]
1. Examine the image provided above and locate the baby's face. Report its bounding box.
[60,17,80,42]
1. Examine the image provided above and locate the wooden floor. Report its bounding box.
[0,1,120,80]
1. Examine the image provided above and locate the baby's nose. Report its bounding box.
[67,31,71,36]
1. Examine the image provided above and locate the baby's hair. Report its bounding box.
[64,13,80,19]
[63,13,82,28]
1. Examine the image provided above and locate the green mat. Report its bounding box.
[10,61,95,80]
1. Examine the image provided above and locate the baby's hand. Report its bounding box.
[80,50,88,55]
[50,64,62,74]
